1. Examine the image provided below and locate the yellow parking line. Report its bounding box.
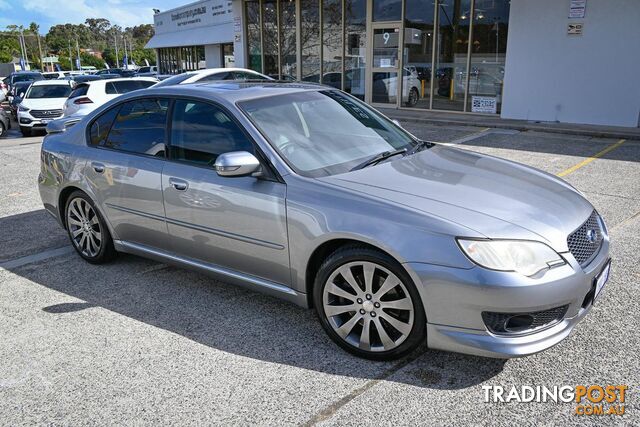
[557,139,626,177]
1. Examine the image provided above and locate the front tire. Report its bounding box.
[65,191,116,264]
[313,245,426,360]
[406,87,419,107]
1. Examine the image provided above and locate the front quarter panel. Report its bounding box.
[285,175,477,293]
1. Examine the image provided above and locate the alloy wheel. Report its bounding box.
[322,261,415,352]
[67,197,102,258]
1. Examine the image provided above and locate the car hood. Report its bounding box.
[319,145,593,252]
[22,98,67,110]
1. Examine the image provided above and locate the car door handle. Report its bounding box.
[91,162,105,174]
[169,177,189,191]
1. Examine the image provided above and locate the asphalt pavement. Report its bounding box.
[0,120,638,425]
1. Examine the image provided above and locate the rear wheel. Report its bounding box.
[20,126,31,137]
[65,191,116,264]
[407,87,419,107]
[0,122,5,137]
[313,245,426,360]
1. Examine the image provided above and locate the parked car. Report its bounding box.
[63,77,158,117]
[152,68,272,88]
[95,68,137,78]
[17,80,73,136]
[5,71,44,91]
[372,67,422,107]
[8,81,34,119]
[42,71,66,80]
[62,74,104,84]
[39,82,610,361]
[136,65,158,77]
[0,108,10,136]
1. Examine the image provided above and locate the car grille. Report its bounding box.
[30,109,63,119]
[482,305,569,335]
[567,210,604,267]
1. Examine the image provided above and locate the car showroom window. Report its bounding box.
[170,100,254,166]
[103,98,169,156]
[89,105,121,146]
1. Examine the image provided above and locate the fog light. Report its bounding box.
[20,118,32,124]
[504,314,534,332]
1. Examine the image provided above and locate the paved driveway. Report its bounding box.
[1,122,638,425]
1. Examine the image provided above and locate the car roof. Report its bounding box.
[138,81,327,104]
[31,79,73,86]
[84,77,158,86]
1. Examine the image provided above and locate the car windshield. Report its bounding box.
[240,90,418,177]
[26,84,72,99]
[153,73,195,88]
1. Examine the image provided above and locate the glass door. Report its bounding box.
[370,24,402,106]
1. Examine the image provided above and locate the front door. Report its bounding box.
[161,99,290,285]
[369,24,402,107]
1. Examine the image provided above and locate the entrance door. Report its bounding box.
[369,24,402,107]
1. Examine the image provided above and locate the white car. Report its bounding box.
[18,80,74,136]
[153,67,272,88]
[63,77,158,117]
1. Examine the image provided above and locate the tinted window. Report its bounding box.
[105,80,155,94]
[13,73,43,83]
[152,73,195,88]
[89,106,120,146]
[170,100,254,165]
[199,72,235,82]
[69,84,89,99]
[233,71,269,80]
[26,84,72,98]
[104,99,169,156]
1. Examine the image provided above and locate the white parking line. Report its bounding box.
[0,246,73,270]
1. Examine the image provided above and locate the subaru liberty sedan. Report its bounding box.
[38,82,610,360]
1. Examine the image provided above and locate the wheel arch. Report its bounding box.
[304,237,409,308]
[57,185,117,240]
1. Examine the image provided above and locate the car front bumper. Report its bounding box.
[18,111,62,128]
[405,237,610,358]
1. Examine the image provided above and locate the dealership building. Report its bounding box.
[146,0,640,128]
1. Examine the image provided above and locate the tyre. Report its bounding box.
[407,87,419,107]
[313,245,426,360]
[0,122,5,137]
[20,126,31,137]
[65,191,116,264]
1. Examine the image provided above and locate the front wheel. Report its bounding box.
[313,245,426,360]
[406,87,420,107]
[65,191,116,264]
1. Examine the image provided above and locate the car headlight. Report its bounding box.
[457,239,565,276]
[18,105,30,112]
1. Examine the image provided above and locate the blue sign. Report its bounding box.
[19,57,25,70]
[75,57,81,69]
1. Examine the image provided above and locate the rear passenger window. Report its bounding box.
[103,98,169,156]
[89,106,120,146]
[105,80,155,94]
[170,100,254,165]
[69,84,89,99]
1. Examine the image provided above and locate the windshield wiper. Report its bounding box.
[350,148,407,171]
[406,140,434,156]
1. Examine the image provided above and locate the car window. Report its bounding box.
[26,84,72,98]
[105,80,155,94]
[103,98,169,156]
[170,100,254,166]
[152,73,196,88]
[89,105,121,146]
[68,84,89,99]
[233,71,269,81]
[199,72,234,82]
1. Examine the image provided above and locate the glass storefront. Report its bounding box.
[244,0,509,113]
[158,46,205,75]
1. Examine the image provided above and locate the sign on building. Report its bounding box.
[471,96,498,114]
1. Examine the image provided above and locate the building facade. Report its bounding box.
[148,0,640,128]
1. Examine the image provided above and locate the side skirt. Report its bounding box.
[114,240,309,308]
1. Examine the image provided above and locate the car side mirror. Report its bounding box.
[19,92,24,98]
[214,151,261,177]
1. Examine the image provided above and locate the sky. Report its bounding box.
[0,0,181,32]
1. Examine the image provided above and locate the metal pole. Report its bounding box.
[68,42,74,71]
[463,0,475,112]
[36,31,44,71]
[114,35,119,68]
[76,38,82,71]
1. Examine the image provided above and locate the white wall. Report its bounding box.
[501,0,640,127]
[205,44,222,68]
[232,0,246,68]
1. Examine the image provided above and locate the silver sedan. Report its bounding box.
[38,82,611,360]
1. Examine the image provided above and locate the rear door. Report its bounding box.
[84,97,170,250]
[161,99,290,284]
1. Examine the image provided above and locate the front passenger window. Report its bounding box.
[104,98,169,156]
[170,100,254,166]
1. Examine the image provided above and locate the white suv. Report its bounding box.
[63,77,158,117]
[18,80,74,136]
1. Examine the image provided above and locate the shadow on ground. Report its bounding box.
[1,210,505,390]
[0,210,68,262]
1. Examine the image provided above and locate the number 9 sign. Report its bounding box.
[383,32,390,45]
